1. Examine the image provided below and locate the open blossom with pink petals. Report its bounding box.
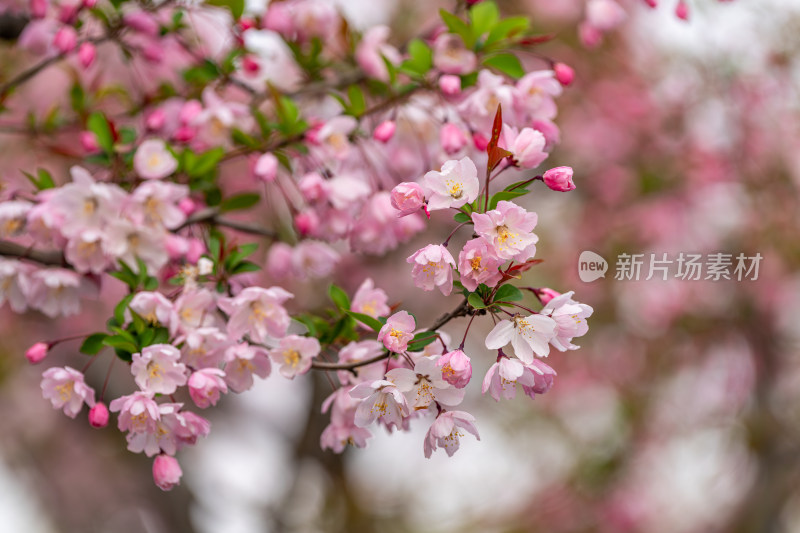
[173,288,216,333]
[223,343,271,393]
[350,379,410,429]
[356,25,401,82]
[390,182,425,217]
[65,230,109,274]
[129,181,189,229]
[188,368,228,408]
[423,410,480,458]
[514,70,562,121]
[314,116,357,160]
[321,388,373,453]
[500,125,549,169]
[0,259,30,312]
[541,291,594,351]
[180,327,231,368]
[41,366,95,418]
[485,313,557,363]
[482,357,557,401]
[131,344,188,395]
[336,340,386,385]
[47,167,126,238]
[436,350,472,389]
[422,157,479,211]
[472,200,539,262]
[102,219,169,273]
[269,335,320,379]
[130,291,173,327]
[109,391,160,434]
[253,152,278,182]
[218,286,293,344]
[458,70,516,133]
[351,278,390,319]
[134,139,179,180]
[24,268,86,318]
[387,355,465,411]
[407,244,456,295]
[432,33,477,74]
[377,311,416,353]
[0,200,31,238]
[457,238,505,292]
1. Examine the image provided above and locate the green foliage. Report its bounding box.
[22,168,55,191]
[87,112,114,153]
[206,0,245,20]
[400,39,433,77]
[483,53,525,79]
[493,284,523,303]
[407,331,438,352]
[345,311,384,332]
[79,333,109,356]
[328,284,351,311]
[219,192,261,213]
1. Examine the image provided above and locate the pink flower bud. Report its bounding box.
[675,1,689,20]
[643,0,658,7]
[80,131,100,153]
[239,18,256,31]
[294,211,320,236]
[241,55,261,74]
[542,166,576,192]
[77,42,95,68]
[173,126,195,143]
[177,197,197,216]
[473,133,489,151]
[88,402,109,428]
[142,43,163,63]
[440,123,467,155]
[58,4,77,24]
[536,288,561,305]
[146,109,166,131]
[165,234,190,260]
[179,100,202,125]
[390,182,425,217]
[439,74,461,96]
[253,152,278,183]
[30,0,48,19]
[185,238,206,264]
[437,350,472,388]
[152,455,182,491]
[53,26,77,53]
[83,0,97,7]
[373,120,396,143]
[123,12,159,37]
[25,342,49,364]
[553,62,574,86]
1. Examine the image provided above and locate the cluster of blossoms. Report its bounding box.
[0,0,598,491]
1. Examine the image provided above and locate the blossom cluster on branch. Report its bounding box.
[0,0,598,490]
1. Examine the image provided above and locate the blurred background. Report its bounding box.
[1,0,800,532]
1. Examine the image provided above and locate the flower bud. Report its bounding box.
[53,27,77,53]
[88,402,109,428]
[373,120,396,143]
[241,55,261,74]
[675,1,689,20]
[542,166,576,192]
[188,368,228,408]
[440,123,467,155]
[439,74,461,96]
[390,182,425,217]
[437,350,472,388]
[535,287,561,305]
[253,152,278,183]
[152,454,182,491]
[25,342,49,364]
[553,62,574,86]
[80,131,100,153]
[77,42,95,68]
[30,0,47,19]
[473,132,489,151]
[146,109,166,131]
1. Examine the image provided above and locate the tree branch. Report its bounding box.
[178,207,277,239]
[0,240,66,267]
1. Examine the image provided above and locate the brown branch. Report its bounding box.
[0,240,66,267]
[178,207,277,238]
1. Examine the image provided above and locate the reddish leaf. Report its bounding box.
[508,259,544,274]
[487,104,503,151]
[517,34,556,46]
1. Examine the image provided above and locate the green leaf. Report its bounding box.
[232,128,259,148]
[114,293,134,325]
[224,243,258,269]
[102,335,138,354]
[347,85,367,116]
[488,190,528,210]
[469,1,500,40]
[485,16,530,47]
[79,333,109,356]
[87,112,113,152]
[219,192,261,213]
[468,292,487,310]
[494,284,523,303]
[345,311,383,332]
[206,0,244,19]
[453,212,472,224]
[328,284,351,311]
[483,53,525,79]
[407,331,437,352]
[403,38,433,75]
[440,9,474,48]
[186,147,224,178]
[229,261,261,274]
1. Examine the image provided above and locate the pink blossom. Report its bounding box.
[485,313,557,363]
[350,379,410,429]
[437,350,472,389]
[131,344,188,395]
[292,241,339,279]
[188,368,228,408]
[80,131,99,152]
[298,172,330,203]
[269,334,320,379]
[65,230,109,274]
[336,340,386,385]
[134,139,179,180]
[356,25,401,82]
[129,181,189,229]
[439,74,461,96]
[109,391,160,434]
[321,388,372,453]
[26,342,49,364]
[123,11,160,36]
[387,355,465,411]
[433,33,477,74]
[0,259,31,312]
[458,70,516,133]
[481,357,539,401]
[423,410,480,458]
[0,200,31,238]
[266,242,294,279]
[351,278,390,319]
[45,167,127,237]
[390,182,425,217]
[25,268,85,318]
[586,0,627,31]
[174,410,210,448]
[514,70,562,121]
[542,166,576,191]
[315,116,357,160]
[422,157,479,211]
[218,286,293,343]
[541,291,593,351]
[88,402,109,428]
[532,119,561,151]
[53,26,77,53]
[254,152,278,182]
[152,454,182,491]
[130,291,174,327]
[223,343,271,393]
[440,123,467,155]
[373,120,396,143]
[457,237,504,292]
[102,219,169,273]
[520,359,557,398]
[377,311,416,353]
[41,366,95,418]
[500,126,548,169]
[407,244,456,295]
[553,62,575,86]
[471,201,539,261]
[180,327,231,368]
[676,0,689,20]
[535,287,561,305]
[172,289,216,333]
